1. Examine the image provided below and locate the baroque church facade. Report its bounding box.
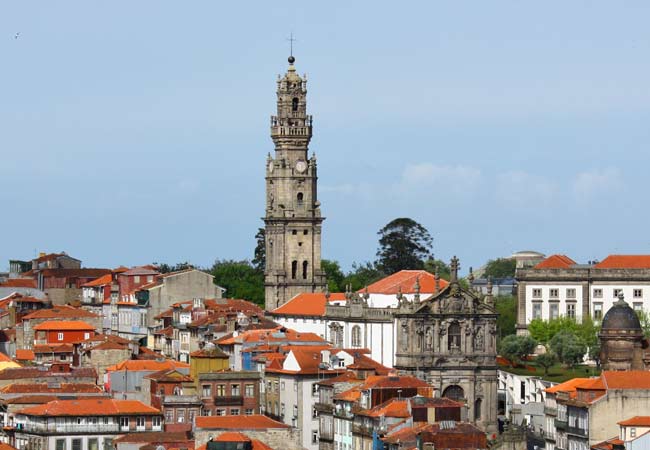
[264,56,327,311]
[394,257,499,433]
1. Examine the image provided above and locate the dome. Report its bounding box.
[601,297,642,332]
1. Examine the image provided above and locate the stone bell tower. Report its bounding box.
[264,55,326,311]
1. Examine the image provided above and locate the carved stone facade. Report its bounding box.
[264,56,326,310]
[394,257,498,434]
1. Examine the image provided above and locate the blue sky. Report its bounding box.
[2,2,650,273]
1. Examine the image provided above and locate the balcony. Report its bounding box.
[214,396,243,406]
[567,426,587,437]
[544,406,557,416]
[333,408,353,419]
[20,424,122,434]
[554,419,567,430]
[315,402,334,414]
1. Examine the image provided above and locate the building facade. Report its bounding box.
[264,55,327,310]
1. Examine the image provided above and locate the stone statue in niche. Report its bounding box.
[400,321,409,351]
[425,327,433,350]
[474,328,485,351]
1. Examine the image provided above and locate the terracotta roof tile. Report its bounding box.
[534,254,576,269]
[39,268,111,278]
[81,274,113,287]
[105,359,189,372]
[113,432,191,443]
[23,305,98,320]
[14,349,34,361]
[0,383,103,394]
[17,399,161,416]
[364,270,449,295]
[602,370,650,389]
[214,432,273,450]
[595,255,650,269]
[618,416,650,426]
[270,292,346,316]
[194,414,289,430]
[0,366,96,380]
[33,320,95,331]
[33,344,74,354]
[0,279,37,288]
[545,377,590,395]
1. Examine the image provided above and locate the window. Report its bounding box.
[245,408,253,415]
[302,261,308,279]
[136,416,145,429]
[231,408,240,416]
[593,303,603,320]
[281,403,285,417]
[312,407,318,418]
[351,325,361,348]
[216,409,225,416]
[634,303,643,312]
[549,289,559,298]
[215,385,225,396]
[474,398,482,421]
[245,384,255,397]
[103,439,112,450]
[635,289,643,298]
[57,332,64,341]
[55,440,66,450]
[593,289,603,298]
[303,230,308,235]
[448,322,461,350]
[297,192,304,205]
[120,416,129,430]
[152,416,161,429]
[231,384,240,396]
[567,303,576,319]
[532,288,542,298]
[84,332,90,340]
[202,385,211,397]
[533,303,542,319]
[88,439,98,450]
[134,276,140,283]
[165,409,174,422]
[312,430,319,444]
[72,439,81,450]
[281,381,285,391]
[147,275,153,283]
[566,288,576,298]
[292,260,298,279]
[631,428,637,438]
[292,97,299,112]
[177,410,185,423]
[312,384,319,396]
[614,289,623,299]
[550,304,559,320]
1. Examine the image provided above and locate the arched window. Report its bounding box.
[442,385,464,402]
[173,386,182,396]
[292,97,299,112]
[351,325,361,348]
[291,260,298,279]
[302,260,308,279]
[448,322,461,351]
[297,192,304,205]
[474,398,482,421]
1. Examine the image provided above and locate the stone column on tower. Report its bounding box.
[263,56,327,311]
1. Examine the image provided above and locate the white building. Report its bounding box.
[269,270,449,367]
[498,369,554,433]
[516,255,650,334]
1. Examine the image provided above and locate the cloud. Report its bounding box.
[398,163,482,197]
[572,168,623,199]
[495,171,559,205]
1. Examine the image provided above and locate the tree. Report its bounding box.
[252,228,266,273]
[495,296,517,339]
[535,352,557,375]
[209,259,264,306]
[423,259,451,280]
[549,330,587,368]
[153,261,193,274]
[322,259,345,293]
[528,317,579,345]
[376,218,433,274]
[483,258,516,279]
[499,335,537,366]
[343,262,384,291]
[636,310,650,339]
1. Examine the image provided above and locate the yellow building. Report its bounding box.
[190,347,230,387]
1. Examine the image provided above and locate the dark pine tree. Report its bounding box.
[375,218,433,275]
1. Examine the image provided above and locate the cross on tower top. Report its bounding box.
[450,256,460,282]
[287,33,297,62]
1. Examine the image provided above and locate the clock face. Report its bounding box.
[295,160,307,173]
[268,161,274,173]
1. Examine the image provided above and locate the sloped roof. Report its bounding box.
[121,267,160,276]
[0,366,96,380]
[0,279,37,288]
[618,416,650,426]
[534,254,576,269]
[213,432,273,450]
[33,344,74,354]
[23,305,98,320]
[39,269,111,278]
[545,377,590,395]
[195,414,289,430]
[216,327,326,346]
[595,255,650,269]
[81,274,113,287]
[0,383,102,394]
[602,370,650,389]
[364,270,449,295]
[17,399,160,416]
[33,320,95,331]
[113,432,191,443]
[105,359,189,372]
[271,292,346,316]
[15,349,34,361]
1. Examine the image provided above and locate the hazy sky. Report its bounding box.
[2,2,650,273]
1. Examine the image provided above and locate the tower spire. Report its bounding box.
[287,32,297,63]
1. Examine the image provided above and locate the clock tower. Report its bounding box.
[264,55,327,310]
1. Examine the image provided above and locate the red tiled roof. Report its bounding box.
[90,341,129,351]
[0,366,96,380]
[334,375,431,401]
[33,344,74,354]
[618,416,650,426]
[595,255,650,269]
[113,432,191,443]
[17,398,160,416]
[545,378,590,395]
[316,370,361,386]
[38,268,111,278]
[271,292,346,316]
[0,383,102,394]
[534,254,576,269]
[6,395,59,405]
[15,350,34,361]
[0,442,17,450]
[23,305,98,320]
[216,327,325,346]
[81,274,113,287]
[33,320,95,331]
[105,359,189,372]
[364,270,449,295]
[121,267,160,276]
[602,370,650,389]
[144,369,193,383]
[214,432,273,450]
[0,279,37,288]
[195,414,289,430]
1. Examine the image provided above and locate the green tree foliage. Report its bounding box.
[535,352,557,375]
[495,296,517,339]
[153,261,193,274]
[483,258,516,279]
[376,218,433,274]
[209,259,264,306]
[549,330,587,368]
[252,228,266,273]
[636,310,650,339]
[342,262,384,291]
[322,259,345,293]
[423,259,451,280]
[499,335,537,366]
[528,317,580,345]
